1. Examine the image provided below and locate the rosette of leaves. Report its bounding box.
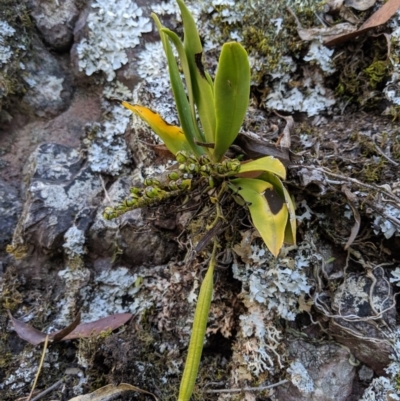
[108,1,296,399]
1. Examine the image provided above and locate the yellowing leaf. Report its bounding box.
[281,185,297,244]
[68,383,158,401]
[230,178,288,257]
[238,156,287,180]
[122,102,192,155]
[257,172,296,245]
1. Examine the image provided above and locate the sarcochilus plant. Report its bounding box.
[104,1,296,400]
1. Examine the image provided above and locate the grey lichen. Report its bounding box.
[76,0,152,81]
[85,82,132,175]
[287,360,315,394]
[0,20,16,66]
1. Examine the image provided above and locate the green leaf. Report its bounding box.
[205,71,214,92]
[238,156,287,180]
[177,0,216,144]
[213,42,250,162]
[178,246,215,401]
[152,14,203,156]
[122,102,192,155]
[230,178,288,257]
[161,27,203,141]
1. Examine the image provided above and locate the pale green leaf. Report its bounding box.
[238,156,287,180]
[213,42,250,162]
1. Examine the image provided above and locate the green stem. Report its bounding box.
[178,240,217,401]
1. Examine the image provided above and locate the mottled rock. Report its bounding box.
[87,175,177,266]
[276,339,356,401]
[329,266,395,375]
[23,37,73,117]
[0,179,21,252]
[29,0,79,50]
[10,143,103,253]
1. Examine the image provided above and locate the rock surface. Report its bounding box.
[10,143,102,253]
[23,37,73,117]
[29,0,79,50]
[1,1,400,401]
[276,339,356,401]
[0,179,21,253]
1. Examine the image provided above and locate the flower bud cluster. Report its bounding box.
[103,151,241,220]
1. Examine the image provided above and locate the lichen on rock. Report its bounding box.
[76,0,152,81]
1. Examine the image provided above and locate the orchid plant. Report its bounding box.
[104,1,296,399]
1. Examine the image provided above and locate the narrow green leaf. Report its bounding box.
[178,247,215,401]
[230,178,288,257]
[205,71,214,92]
[238,156,287,180]
[213,42,250,162]
[152,13,204,156]
[162,27,204,143]
[177,0,216,144]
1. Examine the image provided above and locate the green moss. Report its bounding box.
[362,158,387,182]
[0,332,13,369]
[364,60,388,89]
[395,371,400,392]
[385,106,400,122]
[0,1,33,112]
[0,267,23,312]
[392,134,400,160]
[334,35,390,109]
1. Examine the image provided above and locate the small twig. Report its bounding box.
[342,185,361,250]
[273,110,293,148]
[99,174,112,204]
[291,165,400,204]
[27,335,49,401]
[372,137,399,167]
[30,379,64,401]
[204,380,289,394]
[194,220,223,254]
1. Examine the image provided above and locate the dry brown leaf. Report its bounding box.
[62,313,132,340]
[345,0,376,11]
[7,310,48,346]
[325,0,400,46]
[234,133,291,166]
[288,6,357,41]
[50,312,81,342]
[8,311,132,345]
[8,311,81,345]
[299,22,357,42]
[67,383,158,401]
